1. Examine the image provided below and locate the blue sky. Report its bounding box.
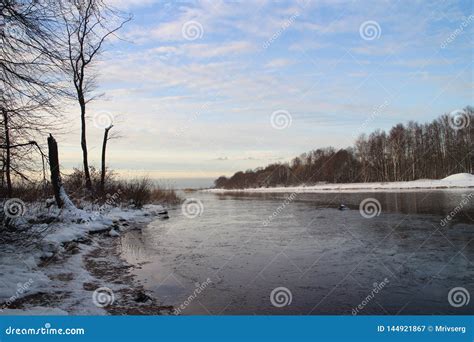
[60,0,473,179]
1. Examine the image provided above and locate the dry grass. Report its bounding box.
[0,167,181,208]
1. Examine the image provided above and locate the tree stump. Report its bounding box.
[47,134,63,208]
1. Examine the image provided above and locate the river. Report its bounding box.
[119,190,474,315]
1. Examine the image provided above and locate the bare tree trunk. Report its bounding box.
[100,125,113,192]
[79,96,92,190]
[48,134,63,208]
[2,109,12,197]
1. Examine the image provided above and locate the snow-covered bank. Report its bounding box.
[0,203,168,315]
[206,173,474,194]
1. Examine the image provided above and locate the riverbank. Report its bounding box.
[207,173,474,194]
[0,204,172,315]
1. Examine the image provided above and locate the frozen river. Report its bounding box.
[119,190,474,315]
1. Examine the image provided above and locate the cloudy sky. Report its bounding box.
[59,0,472,181]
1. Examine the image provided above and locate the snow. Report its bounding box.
[207,173,474,194]
[109,229,120,237]
[442,173,474,181]
[0,201,165,315]
[59,186,77,210]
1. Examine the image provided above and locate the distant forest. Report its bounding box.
[214,107,473,189]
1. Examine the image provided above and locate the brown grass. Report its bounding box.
[1,167,181,208]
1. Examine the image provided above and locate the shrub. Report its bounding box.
[0,167,181,209]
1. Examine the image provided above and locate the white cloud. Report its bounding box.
[265,58,293,69]
[107,0,157,10]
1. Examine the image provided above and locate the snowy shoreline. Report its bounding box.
[206,173,474,194]
[0,204,171,315]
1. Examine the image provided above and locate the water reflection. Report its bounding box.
[215,190,474,222]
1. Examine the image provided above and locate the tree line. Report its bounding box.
[214,108,473,189]
[1,0,129,200]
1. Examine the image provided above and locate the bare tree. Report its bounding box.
[214,109,473,189]
[61,0,130,190]
[1,0,65,197]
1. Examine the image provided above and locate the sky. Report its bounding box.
[59,0,473,182]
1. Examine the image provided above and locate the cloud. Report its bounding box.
[265,58,293,69]
[56,0,472,178]
[107,0,157,10]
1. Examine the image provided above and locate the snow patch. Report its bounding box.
[0,203,165,314]
[442,173,474,181]
[207,173,474,193]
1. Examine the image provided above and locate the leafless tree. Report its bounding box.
[215,108,473,189]
[60,0,130,190]
[1,0,65,197]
